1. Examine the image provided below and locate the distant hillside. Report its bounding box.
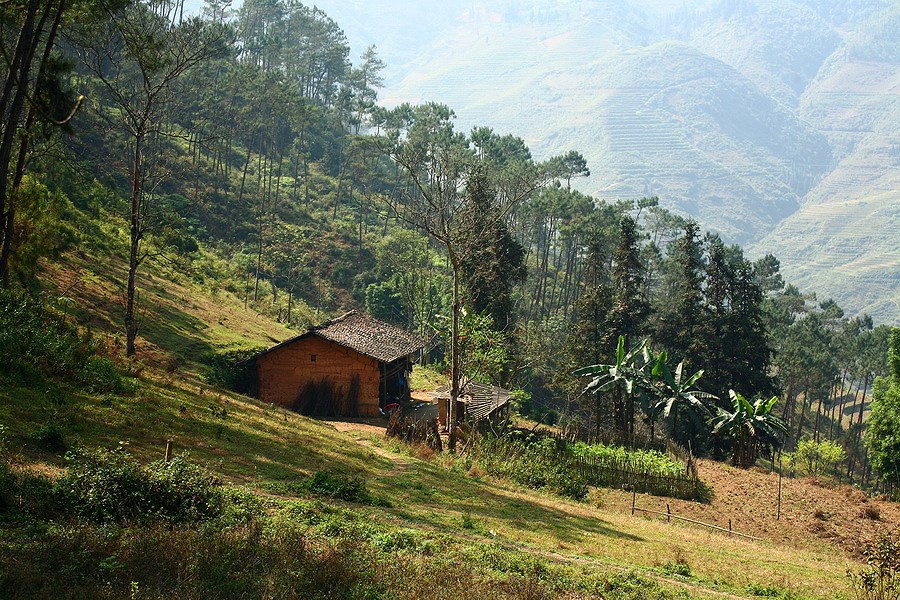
[313,0,899,323]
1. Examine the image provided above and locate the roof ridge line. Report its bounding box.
[313,309,358,331]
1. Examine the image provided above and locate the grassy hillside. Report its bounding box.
[1,237,893,598]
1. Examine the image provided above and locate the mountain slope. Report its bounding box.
[0,241,879,599]
[314,0,899,322]
[753,9,900,321]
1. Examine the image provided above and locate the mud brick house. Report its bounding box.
[246,311,425,417]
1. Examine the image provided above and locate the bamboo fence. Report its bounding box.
[568,453,706,501]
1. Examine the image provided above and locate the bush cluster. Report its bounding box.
[55,446,227,524]
[265,470,384,506]
[302,470,372,503]
[202,346,266,392]
[847,531,900,600]
[783,438,846,477]
[0,289,131,394]
[473,435,588,501]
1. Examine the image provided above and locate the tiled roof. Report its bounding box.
[252,311,425,364]
[312,311,425,363]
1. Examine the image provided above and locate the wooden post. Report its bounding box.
[631,486,636,516]
[728,519,732,536]
[431,419,443,453]
[164,439,173,462]
[666,503,671,523]
[777,455,783,521]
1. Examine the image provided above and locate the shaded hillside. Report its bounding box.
[313,0,899,321]
[546,42,830,242]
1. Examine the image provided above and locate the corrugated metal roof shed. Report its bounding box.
[431,380,513,422]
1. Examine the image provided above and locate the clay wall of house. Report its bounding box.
[256,336,381,416]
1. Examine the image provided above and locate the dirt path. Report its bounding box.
[324,419,411,474]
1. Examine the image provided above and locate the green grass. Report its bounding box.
[1,359,858,599]
[410,364,448,391]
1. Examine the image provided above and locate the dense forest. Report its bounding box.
[1,0,896,484]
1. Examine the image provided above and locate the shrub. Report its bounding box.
[472,435,588,501]
[847,531,900,600]
[55,446,226,524]
[303,470,372,504]
[0,290,131,393]
[202,347,266,392]
[862,505,881,521]
[79,355,133,394]
[371,528,433,554]
[784,438,846,476]
[29,423,67,453]
[658,561,692,578]
[594,570,683,600]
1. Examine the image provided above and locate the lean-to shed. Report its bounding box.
[246,311,425,417]
[430,379,513,429]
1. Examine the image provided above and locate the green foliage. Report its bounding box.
[301,470,373,504]
[79,355,134,394]
[438,310,511,385]
[7,176,77,281]
[29,422,68,453]
[846,531,900,600]
[463,542,550,578]
[657,560,692,578]
[0,289,131,393]
[201,347,267,393]
[783,438,846,476]
[370,528,433,554]
[649,353,715,439]
[865,329,900,486]
[711,391,787,468]
[571,442,685,478]
[570,439,708,501]
[471,435,588,500]
[365,276,409,326]
[458,164,527,327]
[574,335,654,437]
[55,446,227,524]
[265,470,384,506]
[593,570,690,600]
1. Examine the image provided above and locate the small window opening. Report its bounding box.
[310,354,317,362]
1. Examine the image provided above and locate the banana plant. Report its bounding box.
[573,335,652,443]
[711,390,788,468]
[649,352,716,441]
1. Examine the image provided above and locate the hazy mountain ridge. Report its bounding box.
[298,0,899,322]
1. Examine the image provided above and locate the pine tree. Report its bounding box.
[607,214,649,346]
[458,164,526,330]
[606,214,649,438]
[656,220,705,368]
[566,227,614,433]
